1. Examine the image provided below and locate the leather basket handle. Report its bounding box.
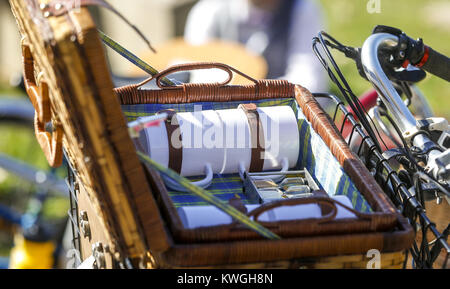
[22,41,63,168]
[247,196,375,224]
[247,197,339,224]
[135,62,259,90]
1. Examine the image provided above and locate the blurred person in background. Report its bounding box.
[184,0,328,93]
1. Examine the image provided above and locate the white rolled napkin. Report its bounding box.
[177,195,356,229]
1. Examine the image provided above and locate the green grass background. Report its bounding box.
[0,0,449,258]
[319,0,450,117]
[0,87,68,257]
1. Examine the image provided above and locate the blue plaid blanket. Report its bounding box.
[122,98,371,213]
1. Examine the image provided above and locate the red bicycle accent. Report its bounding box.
[415,46,430,68]
[341,89,397,149]
[341,89,378,138]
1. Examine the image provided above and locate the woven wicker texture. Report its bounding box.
[10,0,169,262]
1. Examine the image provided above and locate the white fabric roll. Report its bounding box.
[258,106,300,170]
[142,106,300,177]
[143,119,169,167]
[177,110,225,176]
[216,108,252,174]
[177,195,356,229]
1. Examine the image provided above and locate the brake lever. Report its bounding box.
[373,25,427,70]
[326,28,427,84]
[351,45,426,84]
[372,25,403,36]
[371,28,427,83]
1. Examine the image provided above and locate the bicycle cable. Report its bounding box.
[312,31,388,152]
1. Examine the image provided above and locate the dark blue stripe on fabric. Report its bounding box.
[335,175,346,197]
[168,173,246,207]
[299,120,309,168]
[306,132,313,175]
[354,186,364,212]
[296,119,305,168]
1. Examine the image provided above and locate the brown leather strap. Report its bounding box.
[157,109,182,174]
[154,63,236,89]
[133,62,257,91]
[239,103,265,173]
[247,196,338,224]
[228,197,248,215]
[247,195,374,224]
[311,190,332,216]
[40,0,156,52]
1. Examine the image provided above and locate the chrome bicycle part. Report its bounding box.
[361,33,449,182]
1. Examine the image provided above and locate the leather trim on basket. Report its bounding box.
[157,109,182,174]
[238,103,265,172]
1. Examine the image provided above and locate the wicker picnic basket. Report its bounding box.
[10,0,414,269]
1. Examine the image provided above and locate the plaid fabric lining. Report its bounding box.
[122,98,371,212]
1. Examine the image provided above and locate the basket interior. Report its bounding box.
[122,97,372,213]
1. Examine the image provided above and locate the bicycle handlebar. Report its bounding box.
[361,33,417,131]
[361,33,448,182]
[419,46,450,82]
[371,25,450,82]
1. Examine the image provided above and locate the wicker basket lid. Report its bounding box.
[10,0,169,262]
